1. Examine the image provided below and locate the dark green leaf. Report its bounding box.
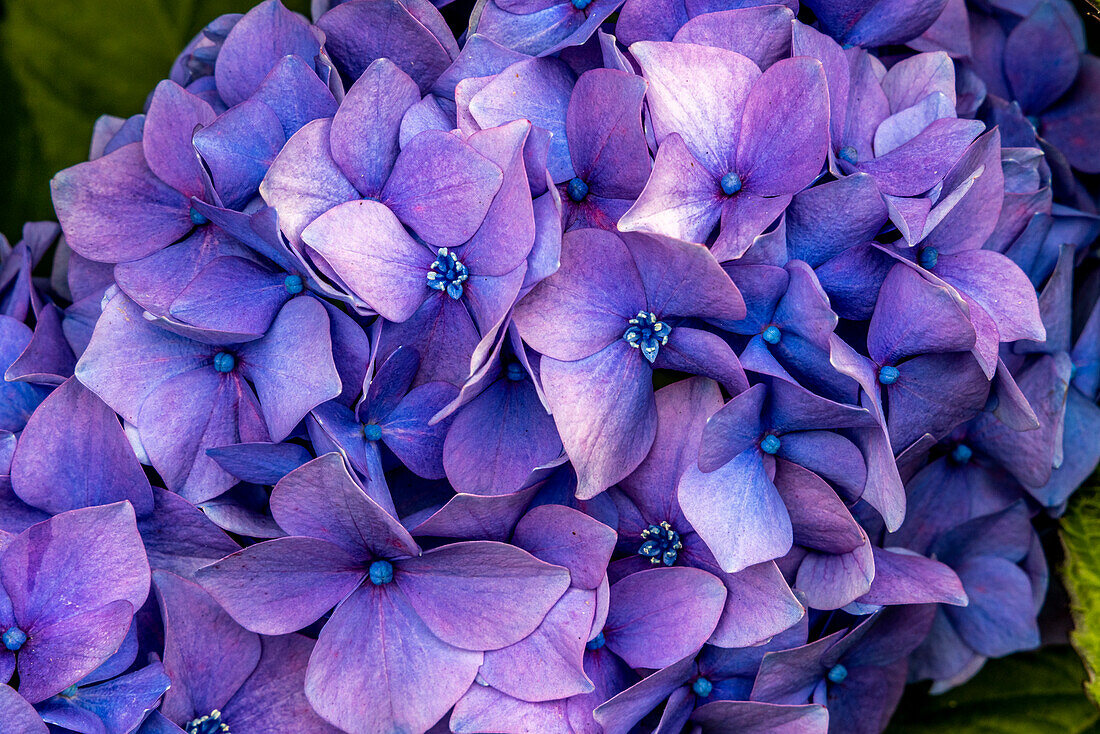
[1062,472,1100,705]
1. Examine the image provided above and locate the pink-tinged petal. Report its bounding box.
[374,295,480,387]
[691,701,829,734]
[143,81,216,199]
[541,343,658,500]
[301,199,434,321]
[513,228,645,362]
[568,69,651,199]
[680,449,793,573]
[794,539,875,610]
[411,485,540,541]
[855,117,985,196]
[621,376,723,522]
[305,585,481,734]
[11,377,152,516]
[238,297,341,440]
[451,682,592,734]
[195,536,365,635]
[51,144,191,263]
[629,41,760,177]
[617,133,724,244]
[395,541,570,651]
[604,566,726,668]
[221,634,342,732]
[514,505,616,590]
[737,57,829,196]
[480,587,597,702]
[259,118,359,247]
[857,547,967,607]
[0,684,47,733]
[382,130,503,248]
[331,59,421,197]
[2,502,149,625]
[675,7,794,70]
[270,453,420,560]
[880,51,956,113]
[713,193,792,261]
[16,600,134,704]
[154,571,260,723]
[316,0,454,94]
[791,22,850,147]
[841,50,891,167]
[623,232,746,321]
[873,92,955,156]
[1042,56,1100,174]
[704,557,805,649]
[468,58,575,182]
[867,263,975,365]
[935,250,1044,343]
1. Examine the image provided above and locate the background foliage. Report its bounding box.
[1,0,1098,730]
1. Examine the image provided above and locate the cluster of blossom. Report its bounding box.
[0,0,1097,732]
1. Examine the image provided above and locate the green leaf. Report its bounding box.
[1061,471,1100,704]
[0,0,309,240]
[887,647,1098,734]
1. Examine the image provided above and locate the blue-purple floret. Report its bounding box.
[0,0,1095,731]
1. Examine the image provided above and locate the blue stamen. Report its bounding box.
[762,325,781,344]
[506,363,527,381]
[952,444,973,464]
[878,365,900,385]
[586,631,606,650]
[638,521,682,566]
[60,685,79,698]
[837,146,858,164]
[623,311,671,363]
[692,677,714,697]
[427,247,468,300]
[364,424,383,442]
[2,626,26,652]
[827,664,848,684]
[213,352,236,373]
[185,710,230,734]
[572,0,593,8]
[918,247,939,269]
[760,434,781,455]
[284,274,304,294]
[369,560,394,585]
[190,207,209,226]
[720,171,742,196]
[567,177,589,202]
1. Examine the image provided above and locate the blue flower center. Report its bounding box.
[586,631,606,650]
[186,711,230,734]
[213,352,236,373]
[284,274,304,294]
[623,311,671,364]
[951,444,973,464]
[639,521,682,566]
[572,0,593,9]
[2,626,26,652]
[720,171,742,196]
[918,247,939,269]
[692,677,713,697]
[506,363,527,381]
[60,685,79,698]
[837,146,858,164]
[189,207,209,226]
[762,325,781,344]
[567,177,589,202]
[760,434,781,455]
[827,664,848,684]
[363,423,383,442]
[427,247,468,300]
[878,365,900,385]
[369,560,394,585]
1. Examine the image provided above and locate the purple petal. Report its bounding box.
[192,99,286,209]
[1042,56,1100,174]
[513,504,616,590]
[395,541,570,651]
[143,81,216,199]
[858,547,967,606]
[674,7,795,70]
[691,701,828,734]
[139,488,240,578]
[568,69,651,199]
[0,684,47,733]
[1004,2,1078,113]
[945,556,1040,657]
